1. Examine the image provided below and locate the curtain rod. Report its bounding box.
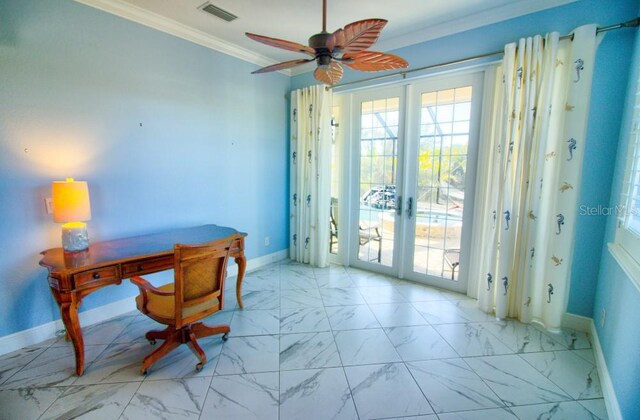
[327,17,640,90]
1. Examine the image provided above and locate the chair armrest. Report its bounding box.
[359,225,382,240]
[130,276,174,296]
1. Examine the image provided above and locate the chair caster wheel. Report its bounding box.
[149,340,156,345]
[195,362,204,372]
[141,369,148,375]
[222,333,229,341]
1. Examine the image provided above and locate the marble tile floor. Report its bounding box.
[0,261,608,420]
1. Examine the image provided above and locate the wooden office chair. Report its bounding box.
[130,236,235,374]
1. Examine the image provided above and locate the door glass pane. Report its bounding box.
[414,86,472,280]
[358,97,400,266]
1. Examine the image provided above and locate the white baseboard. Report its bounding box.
[590,320,623,420]
[0,296,137,356]
[227,249,288,278]
[561,312,592,332]
[0,249,288,357]
[562,313,621,419]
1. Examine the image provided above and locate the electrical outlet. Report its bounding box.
[600,307,606,328]
[44,197,53,214]
[264,236,270,247]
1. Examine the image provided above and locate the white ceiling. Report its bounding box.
[77,0,575,75]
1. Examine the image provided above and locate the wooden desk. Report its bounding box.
[39,224,248,376]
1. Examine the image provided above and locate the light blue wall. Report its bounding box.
[592,3,640,417]
[292,0,639,319]
[0,0,290,337]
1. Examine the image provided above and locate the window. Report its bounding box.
[611,72,640,291]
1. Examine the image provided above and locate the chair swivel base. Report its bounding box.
[141,322,230,374]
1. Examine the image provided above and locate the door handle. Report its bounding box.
[396,195,402,216]
[407,197,413,219]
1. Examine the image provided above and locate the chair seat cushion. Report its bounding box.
[135,283,219,320]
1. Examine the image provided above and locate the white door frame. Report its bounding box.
[333,67,490,294]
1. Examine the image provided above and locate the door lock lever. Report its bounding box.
[396,195,402,216]
[407,197,413,219]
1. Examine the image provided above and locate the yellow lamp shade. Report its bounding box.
[52,178,92,223]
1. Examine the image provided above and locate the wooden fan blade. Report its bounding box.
[327,19,387,53]
[252,59,314,74]
[246,32,316,57]
[314,61,344,85]
[342,51,408,72]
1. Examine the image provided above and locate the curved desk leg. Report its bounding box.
[58,293,85,376]
[235,254,247,309]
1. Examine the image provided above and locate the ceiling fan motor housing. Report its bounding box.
[309,32,333,66]
[308,32,331,51]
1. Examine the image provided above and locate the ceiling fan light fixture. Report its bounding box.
[245,0,408,85]
[317,54,332,66]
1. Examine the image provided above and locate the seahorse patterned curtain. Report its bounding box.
[471,25,598,331]
[290,85,332,267]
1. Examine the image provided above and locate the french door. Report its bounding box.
[348,86,406,278]
[348,72,484,292]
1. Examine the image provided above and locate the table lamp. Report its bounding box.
[52,178,92,252]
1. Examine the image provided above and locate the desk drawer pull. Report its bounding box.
[121,256,173,277]
[73,266,118,290]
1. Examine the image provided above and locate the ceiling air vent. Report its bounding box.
[200,2,238,22]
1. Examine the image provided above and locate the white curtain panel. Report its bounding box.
[289,85,333,267]
[472,25,598,331]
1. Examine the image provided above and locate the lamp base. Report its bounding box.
[61,222,89,252]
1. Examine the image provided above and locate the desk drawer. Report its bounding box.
[74,266,118,290]
[229,238,243,256]
[122,256,174,277]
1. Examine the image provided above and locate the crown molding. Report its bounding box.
[74,0,291,75]
[375,0,577,52]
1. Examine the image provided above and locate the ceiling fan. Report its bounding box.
[245,0,408,85]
